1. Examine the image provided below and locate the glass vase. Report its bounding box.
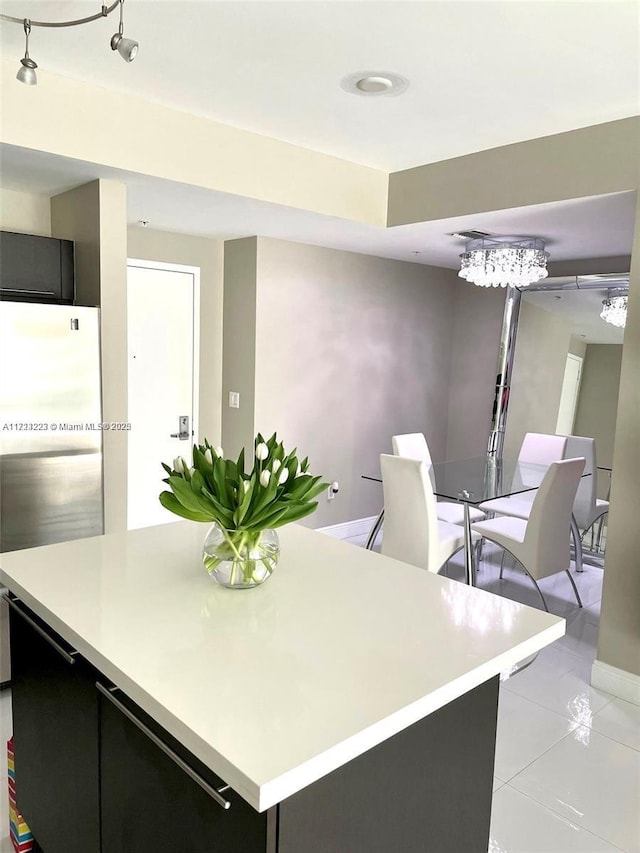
[202,522,280,589]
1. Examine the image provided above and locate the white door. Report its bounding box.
[127,259,199,530]
[556,353,583,436]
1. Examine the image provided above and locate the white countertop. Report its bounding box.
[0,521,564,812]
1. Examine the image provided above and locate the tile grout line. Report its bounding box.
[496,782,628,853]
[497,722,579,786]
[506,726,640,851]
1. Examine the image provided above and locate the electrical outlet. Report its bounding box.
[229,391,240,409]
[327,481,339,501]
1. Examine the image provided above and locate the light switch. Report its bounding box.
[229,391,240,409]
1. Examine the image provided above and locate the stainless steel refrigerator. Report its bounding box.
[0,303,104,680]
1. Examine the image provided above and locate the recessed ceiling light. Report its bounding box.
[340,71,409,97]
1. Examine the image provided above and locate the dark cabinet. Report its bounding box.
[8,596,498,853]
[99,686,271,853]
[0,231,74,303]
[8,597,101,853]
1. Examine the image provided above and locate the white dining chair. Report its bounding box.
[380,454,479,575]
[565,435,609,545]
[392,433,485,525]
[471,458,586,610]
[479,432,568,516]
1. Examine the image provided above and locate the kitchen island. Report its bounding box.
[0,521,564,852]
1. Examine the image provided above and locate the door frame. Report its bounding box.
[127,258,201,448]
[556,351,583,436]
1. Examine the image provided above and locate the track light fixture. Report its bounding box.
[1,0,139,86]
[16,19,37,86]
[110,0,138,62]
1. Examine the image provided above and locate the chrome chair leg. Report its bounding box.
[565,569,583,608]
[494,544,550,612]
[499,549,507,579]
[527,573,550,613]
[475,539,483,572]
[594,512,608,553]
[365,509,384,550]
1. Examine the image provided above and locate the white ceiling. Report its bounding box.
[0,1,637,342]
[0,0,638,171]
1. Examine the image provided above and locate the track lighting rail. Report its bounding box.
[0,2,120,28]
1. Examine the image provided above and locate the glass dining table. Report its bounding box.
[362,455,587,586]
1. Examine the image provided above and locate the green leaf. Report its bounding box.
[190,469,205,495]
[200,487,235,526]
[168,476,210,514]
[287,474,321,500]
[244,505,290,531]
[251,470,279,515]
[236,447,245,476]
[304,480,329,502]
[234,478,255,526]
[224,458,238,484]
[269,501,319,528]
[212,457,228,502]
[159,491,211,522]
[193,445,210,475]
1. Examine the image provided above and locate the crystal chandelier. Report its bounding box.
[459,236,549,288]
[600,291,628,328]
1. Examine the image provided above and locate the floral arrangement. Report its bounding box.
[160,433,328,585]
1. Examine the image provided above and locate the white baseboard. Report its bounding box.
[591,659,640,706]
[316,516,379,541]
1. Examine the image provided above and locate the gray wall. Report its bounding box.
[388,118,639,225]
[574,345,623,499]
[503,299,575,459]
[446,283,504,459]
[222,238,259,462]
[224,237,460,528]
[597,191,640,681]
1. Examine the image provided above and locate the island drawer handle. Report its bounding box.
[3,595,77,665]
[96,682,232,810]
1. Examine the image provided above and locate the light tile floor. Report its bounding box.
[0,536,637,853]
[346,531,640,853]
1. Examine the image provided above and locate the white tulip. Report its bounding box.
[204,448,213,466]
[260,469,271,487]
[173,457,184,474]
[242,479,251,494]
[278,468,289,485]
[272,459,282,473]
[214,446,224,458]
[256,442,269,461]
[189,467,196,477]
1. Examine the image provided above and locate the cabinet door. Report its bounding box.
[99,686,271,853]
[8,598,100,853]
[0,232,74,303]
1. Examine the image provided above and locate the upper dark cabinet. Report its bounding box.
[0,231,74,303]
